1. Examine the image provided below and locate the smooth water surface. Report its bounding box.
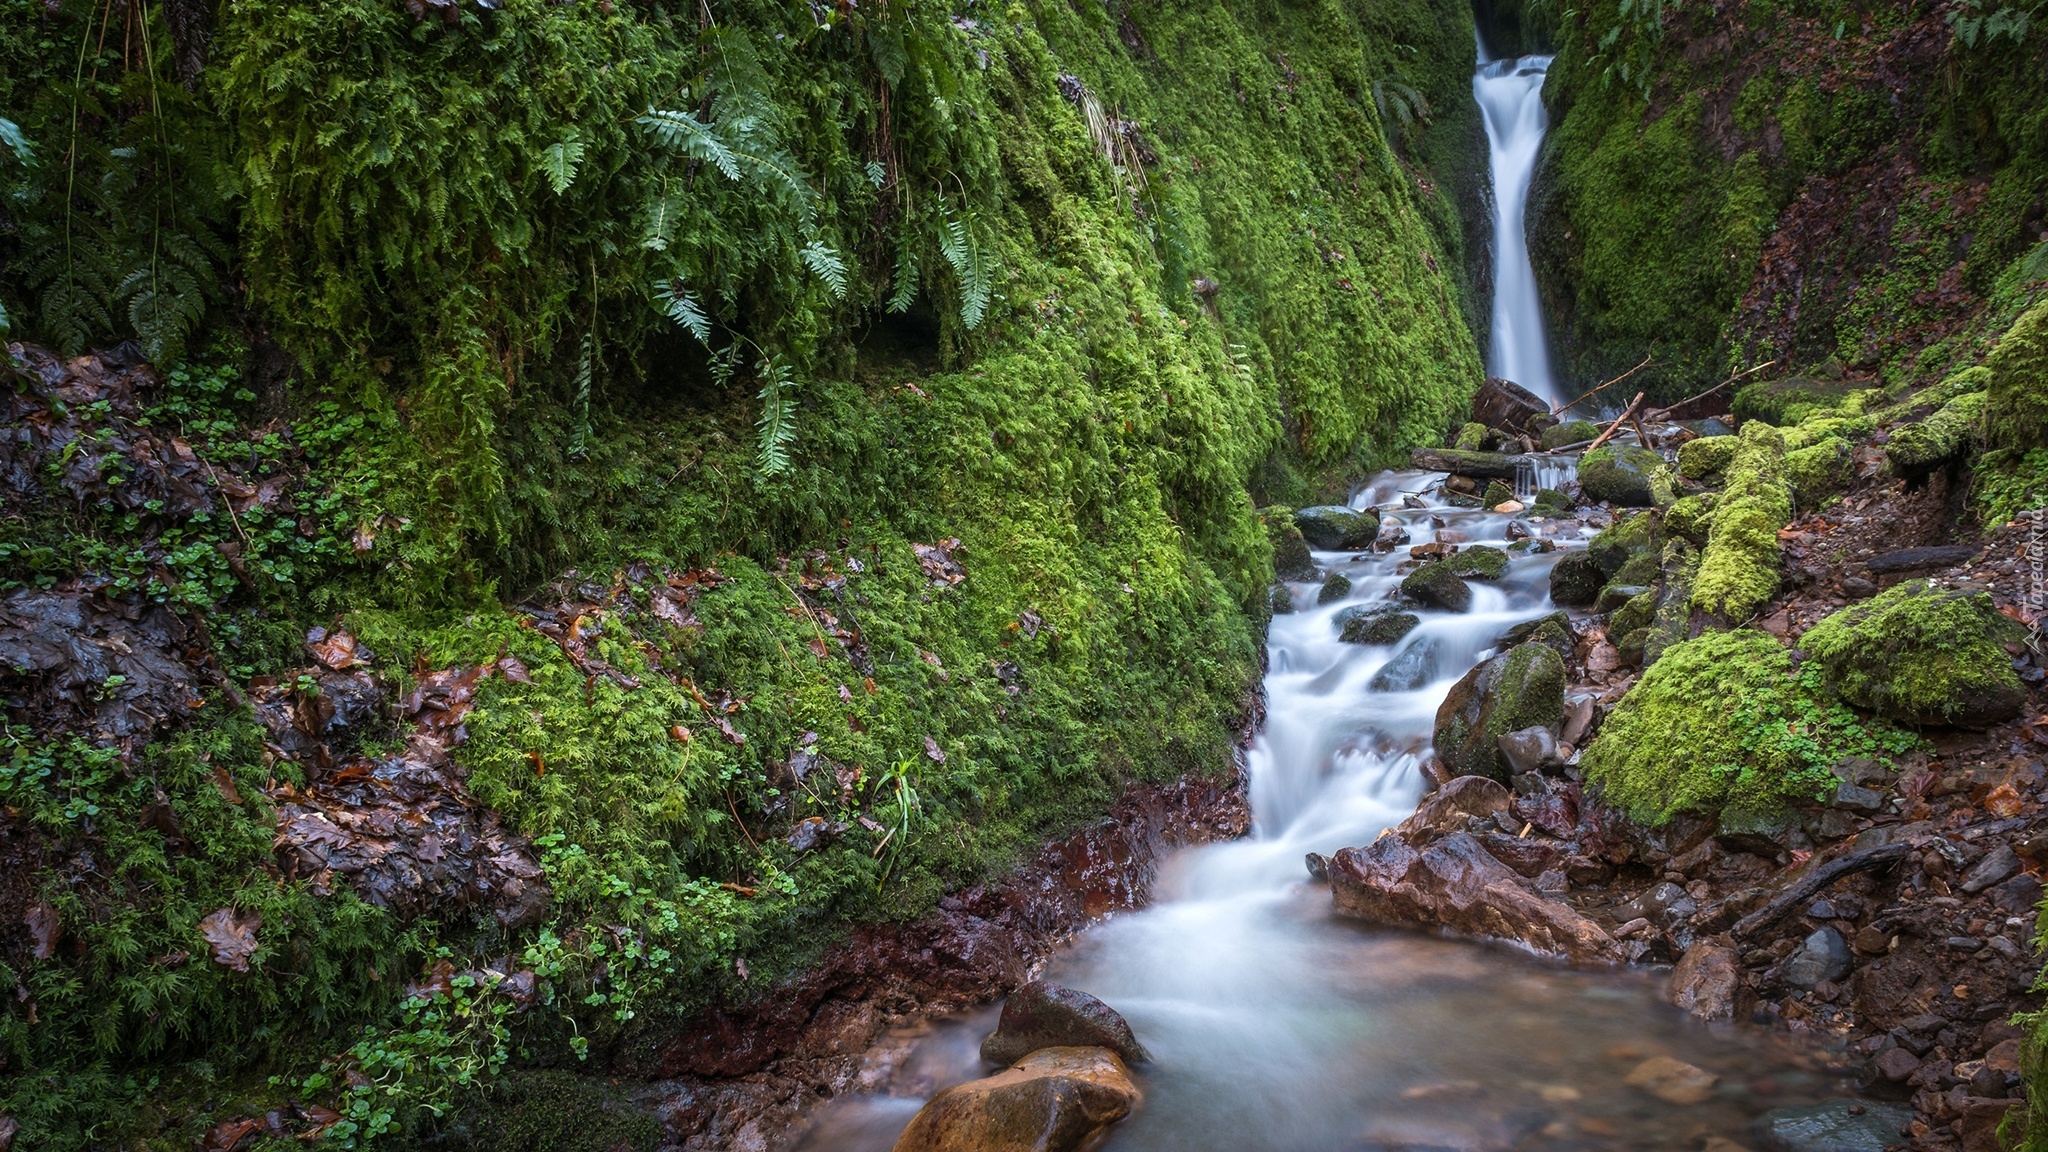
[1475,50,1559,405]
[793,480,1843,1152]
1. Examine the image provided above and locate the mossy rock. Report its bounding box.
[1401,562,1473,612]
[1609,589,1659,639]
[1786,436,1853,506]
[1542,420,1601,451]
[1271,584,1296,615]
[1800,580,2028,728]
[1295,506,1380,551]
[1317,573,1353,605]
[1614,627,1650,666]
[1581,630,1877,825]
[1643,542,1701,668]
[1781,414,1871,451]
[1885,391,1984,480]
[1678,435,1739,481]
[1548,551,1605,607]
[1260,506,1318,582]
[1455,421,1494,451]
[1500,611,1575,661]
[1532,488,1574,516]
[1595,583,1652,613]
[1578,444,1666,506]
[1587,510,1659,576]
[1985,301,2048,454]
[1482,480,1516,508]
[1433,642,1566,783]
[1338,606,1420,645]
[1447,545,1510,580]
[1733,376,1851,425]
[458,1070,663,1152]
[1692,422,1790,620]
[1664,492,1719,545]
[1610,549,1662,587]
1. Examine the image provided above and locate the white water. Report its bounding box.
[1475,49,1559,406]
[795,483,1833,1152]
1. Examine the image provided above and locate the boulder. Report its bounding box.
[1434,643,1566,782]
[1295,506,1379,551]
[1481,480,1515,508]
[1542,420,1600,451]
[1393,776,1511,844]
[1667,942,1738,1021]
[1446,545,1510,580]
[1317,573,1352,605]
[1328,831,1620,962]
[981,982,1149,1067]
[1753,1100,1914,1152]
[1578,444,1666,507]
[892,1047,1141,1152]
[1339,607,1419,646]
[1401,562,1473,612]
[1370,636,1444,692]
[1800,580,2028,728]
[1260,506,1318,582]
[1496,726,1557,776]
[1500,611,1574,660]
[1473,376,1548,432]
[1548,552,1604,606]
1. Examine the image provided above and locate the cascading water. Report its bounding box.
[1474,47,1560,406]
[796,483,1838,1152]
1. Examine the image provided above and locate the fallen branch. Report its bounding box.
[1730,840,1914,940]
[1553,354,1652,415]
[1582,392,1646,454]
[1645,360,1777,420]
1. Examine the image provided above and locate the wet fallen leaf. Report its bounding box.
[211,764,243,805]
[198,908,261,972]
[923,735,946,763]
[202,1118,260,1152]
[407,958,457,1000]
[24,902,58,960]
[352,521,378,554]
[1984,782,2026,819]
[496,654,533,683]
[0,1115,16,1152]
[305,628,368,671]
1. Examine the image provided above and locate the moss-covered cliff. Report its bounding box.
[0,0,1484,1144]
[1527,0,2048,400]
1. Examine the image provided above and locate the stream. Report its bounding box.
[792,480,1848,1152]
[785,42,1844,1152]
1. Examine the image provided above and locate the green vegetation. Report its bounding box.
[1691,421,1790,620]
[1885,390,1984,477]
[1785,436,1853,505]
[1582,629,1913,825]
[1800,580,2029,726]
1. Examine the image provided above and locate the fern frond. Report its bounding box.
[638,108,740,179]
[655,277,713,345]
[541,132,585,195]
[887,234,920,314]
[754,353,798,480]
[939,204,991,330]
[800,240,848,299]
[119,260,205,363]
[0,117,29,166]
[566,333,594,458]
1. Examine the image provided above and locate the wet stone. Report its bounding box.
[1960,844,2019,893]
[981,982,1149,1067]
[1782,927,1852,989]
[1318,573,1353,605]
[1754,1100,1914,1152]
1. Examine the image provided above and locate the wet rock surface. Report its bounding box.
[979,981,1148,1067]
[888,1046,1140,1152]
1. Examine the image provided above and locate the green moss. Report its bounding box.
[1986,300,2048,454]
[1434,641,1566,781]
[1261,506,1317,582]
[1885,391,1984,477]
[1800,580,2028,727]
[1532,487,1575,516]
[1785,436,1853,506]
[1679,435,1739,480]
[1542,420,1601,450]
[455,1070,662,1152]
[1692,421,1790,619]
[1482,479,1516,508]
[1448,545,1510,579]
[1582,630,1909,825]
[1733,377,1852,426]
[1609,588,1658,640]
[1643,541,1701,667]
[1587,510,1660,576]
[1577,443,1665,506]
[1779,414,1871,451]
[1457,421,1493,451]
[1664,492,1719,545]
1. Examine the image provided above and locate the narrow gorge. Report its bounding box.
[0,1,2044,1151]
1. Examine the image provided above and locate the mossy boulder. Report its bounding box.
[1885,391,1984,480]
[1532,488,1574,516]
[1500,611,1576,661]
[1338,606,1420,645]
[1578,444,1666,506]
[1733,376,1851,425]
[1692,421,1790,620]
[1985,300,2048,454]
[1609,548,1662,587]
[1542,420,1601,451]
[1785,437,1852,506]
[1581,630,1881,825]
[1548,551,1605,606]
[1664,492,1719,546]
[1678,435,1739,481]
[1643,542,1701,668]
[1587,510,1659,577]
[1609,589,1659,640]
[1402,562,1473,612]
[1447,545,1510,580]
[1456,421,1494,451]
[1800,581,2029,728]
[1482,480,1516,508]
[1295,506,1380,551]
[1260,506,1318,582]
[1434,642,1566,783]
[1317,573,1353,605]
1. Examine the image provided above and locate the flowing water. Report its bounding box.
[794,480,1847,1152]
[1475,48,1560,405]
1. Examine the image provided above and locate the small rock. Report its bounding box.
[1830,782,1886,814]
[1305,852,1329,882]
[1782,927,1852,990]
[1548,552,1606,606]
[1871,1047,1921,1083]
[1295,506,1380,551]
[1401,562,1474,612]
[1496,726,1558,776]
[1841,576,1877,599]
[1668,943,1738,1021]
[1317,573,1353,605]
[981,982,1149,1067]
[1959,844,2019,894]
[1991,872,2043,914]
[1369,636,1443,692]
[892,1047,1140,1152]
[1624,1056,1718,1105]
[1851,926,1893,955]
[1339,607,1421,646]
[1753,1100,1914,1152]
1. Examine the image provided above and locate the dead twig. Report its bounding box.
[1645,360,1778,420]
[1583,392,1646,454]
[1553,354,1653,415]
[1730,841,1913,940]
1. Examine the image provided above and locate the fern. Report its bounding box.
[753,353,798,479]
[0,117,29,165]
[566,333,594,458]
[800,240,848,299]
[637,108,740,180]
[656,277,712,345]
[540,131,585,195]
[939,202,991,330]
[887,229,920,314]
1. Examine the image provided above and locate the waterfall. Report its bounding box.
[1473,46,1558,406]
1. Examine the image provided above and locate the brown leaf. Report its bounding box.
[202,1118,260,1152]
[351,521,378,554]
[198,908,261,972]
[1985,782,2026,819]
[305,628,368,671]
[406,958,456,1001]
[495,654,533,684]
[23,902,58,960]
[922,735,946,764]
[211,764,243,805]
